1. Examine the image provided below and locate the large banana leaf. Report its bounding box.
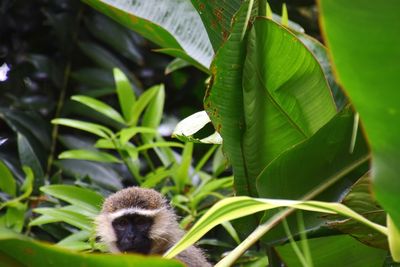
[257,107,368,200]
[0,228,183,267]
[83,0,213,68]
[190,0,242,50]
[256,107,369,243]
[205,6,337,197]
[319,0,400,228]
[242,18,337,186]
[204,1,251,195]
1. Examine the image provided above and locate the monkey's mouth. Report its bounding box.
[117,240,152,255]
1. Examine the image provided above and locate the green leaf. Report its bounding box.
[204,1,252,196]
[173,142,193,192]
[189,0,242,51]
[59,149,122,164]
[275,235,387,267]
[56,230,91,251]
[141,168,173,189]
[281,3,288,27]
[130,85,162,126]
[257,107,368,199]
[5,203,27,233]
[241,17,336,195]
[29,214,61,227]
[0,228,184,267]
[319,0,400,228]
[165,58,191,75]
[388,215,400,262]
[40,185,104,214]
[33,208,93,231]
[155,49,210,74]
[326,174,387,249]
[114,68,136,123]
[136,142,184,152]
[0,161,16,196]
[119,127,157,145]
[20,166,34,199]
[17,134,43,193]
[52,119,113,139]
[164,197,387,259]
[141,84,165,141]
[82,0,213,68]
[71,95,125,124]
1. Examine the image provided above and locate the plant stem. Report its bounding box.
[46,6,84,177]
[258,0,267,17]
[216,154,371,267]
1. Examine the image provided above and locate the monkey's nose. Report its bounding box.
[118,236,136,252]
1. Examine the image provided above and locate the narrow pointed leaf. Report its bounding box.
[33,208,93,231]
[114,68,136,122]
[120,127,157,145]
[52,119,112,139]
[164,197,387,259]
[40,185,104,214]
[58,149,122,164]
[130,85,161,126]
[0,161,16,197]
[71,95,125,124]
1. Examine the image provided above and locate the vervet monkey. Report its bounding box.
[95,187,211,267]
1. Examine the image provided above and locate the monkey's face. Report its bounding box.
[112,214,153,254]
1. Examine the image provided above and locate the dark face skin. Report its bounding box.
[112,214,153,254]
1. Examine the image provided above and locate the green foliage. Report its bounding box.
[1,0,399,265]
[319,0,400,231]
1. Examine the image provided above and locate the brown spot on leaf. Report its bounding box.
[214,7,224,22]
[199,3,205,11]
[24,248,35,255]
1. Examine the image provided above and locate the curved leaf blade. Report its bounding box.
[58,149,122,164]
[164,197,387,259]
[0,161,16,197]
[52,119,112,139]
[114,68,136,123]
[83,0,213,68]
[40,185,104,214]
[71,95,125,124]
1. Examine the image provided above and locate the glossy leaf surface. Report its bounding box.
[83,0,213,68]
[319,0,400,228]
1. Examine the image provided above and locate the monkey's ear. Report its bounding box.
[163,199,173,209]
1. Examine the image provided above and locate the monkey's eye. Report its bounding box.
[114,218,129,230]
